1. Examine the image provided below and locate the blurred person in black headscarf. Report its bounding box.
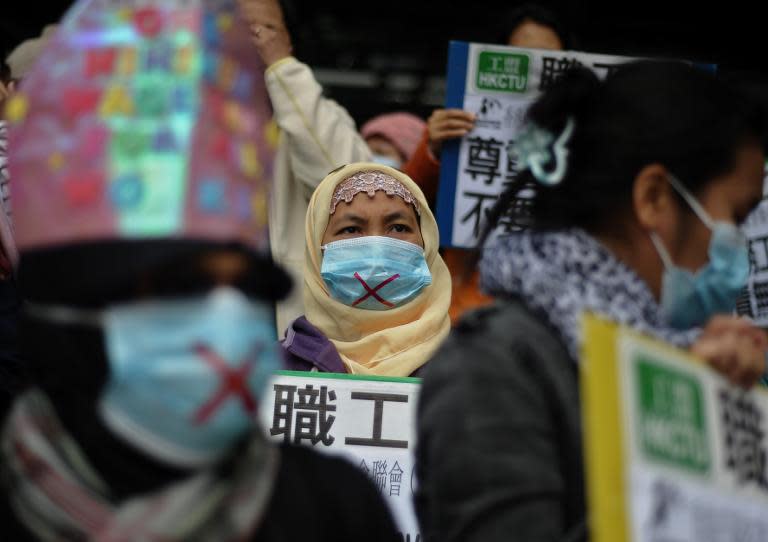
[0,1,398,540]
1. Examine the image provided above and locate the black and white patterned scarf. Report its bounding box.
[480,228,700,361]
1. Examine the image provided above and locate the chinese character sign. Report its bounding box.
[436,42,646,248]
[581,316,768,542]
[737,173,768,327]
[260,372,421,541]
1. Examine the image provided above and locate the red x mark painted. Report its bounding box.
[352,272,401,307]
[192,343,259,425]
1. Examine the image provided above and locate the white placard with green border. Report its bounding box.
[259,371,420,542]
[582,315,768,542]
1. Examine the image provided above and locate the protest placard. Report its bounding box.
[436,42,714,249]
[582,316,768,542]
[260,371,421,541]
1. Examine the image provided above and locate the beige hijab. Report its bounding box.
[303,163,451,376]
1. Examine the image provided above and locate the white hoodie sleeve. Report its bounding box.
[265,57,371,196]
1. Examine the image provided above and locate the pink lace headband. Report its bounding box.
[329,171,421,215]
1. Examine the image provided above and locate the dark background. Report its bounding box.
[3,1,766,124]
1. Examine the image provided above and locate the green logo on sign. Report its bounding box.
[636,358,711,474]
[476,51,529,93]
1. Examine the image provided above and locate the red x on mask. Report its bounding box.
[352,272,401,307]
[192,343,260,425]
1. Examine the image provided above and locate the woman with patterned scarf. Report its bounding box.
[416,61,768,542]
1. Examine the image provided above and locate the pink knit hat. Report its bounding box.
[6,0,274,254]
[361,112,426,161]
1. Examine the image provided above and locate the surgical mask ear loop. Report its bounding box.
[649,231,676,271]
[652,173,719,272]
[667,174,716,230]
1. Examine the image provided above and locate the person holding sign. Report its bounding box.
[416,61,768,542]
[0,1,399,540]
[281,162,451,377]
[404,3,572,325]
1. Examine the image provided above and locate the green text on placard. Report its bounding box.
[636,357,711,475]
[475,51,529,93]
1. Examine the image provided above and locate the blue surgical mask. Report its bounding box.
[321,236,432,310]
[650,175,750,329]
[370,153,403,170]
[28,287,280,467]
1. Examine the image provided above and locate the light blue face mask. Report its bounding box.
[370,153,403,170]
[321,236,432,310]
[28,287,280,467]
[650,175,750,329]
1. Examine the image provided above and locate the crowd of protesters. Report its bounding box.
[1,1,767,540]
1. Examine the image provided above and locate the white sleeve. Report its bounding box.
[265,57,372,195]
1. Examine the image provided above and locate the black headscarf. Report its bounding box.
[14,239,292,497]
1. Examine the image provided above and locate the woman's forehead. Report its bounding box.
[331,191,419,219]
[328,170,421,216]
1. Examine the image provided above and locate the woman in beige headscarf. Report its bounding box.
[280,162,451,377]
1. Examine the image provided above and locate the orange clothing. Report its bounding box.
[403,131,440,206]
[404,130,494,325]
[442,249,494,324]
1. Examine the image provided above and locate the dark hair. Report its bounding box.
[0,60,10,84]
[481,61,768,246]
[500,3,574,50]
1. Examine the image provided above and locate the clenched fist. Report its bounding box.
[237,0,293,68]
